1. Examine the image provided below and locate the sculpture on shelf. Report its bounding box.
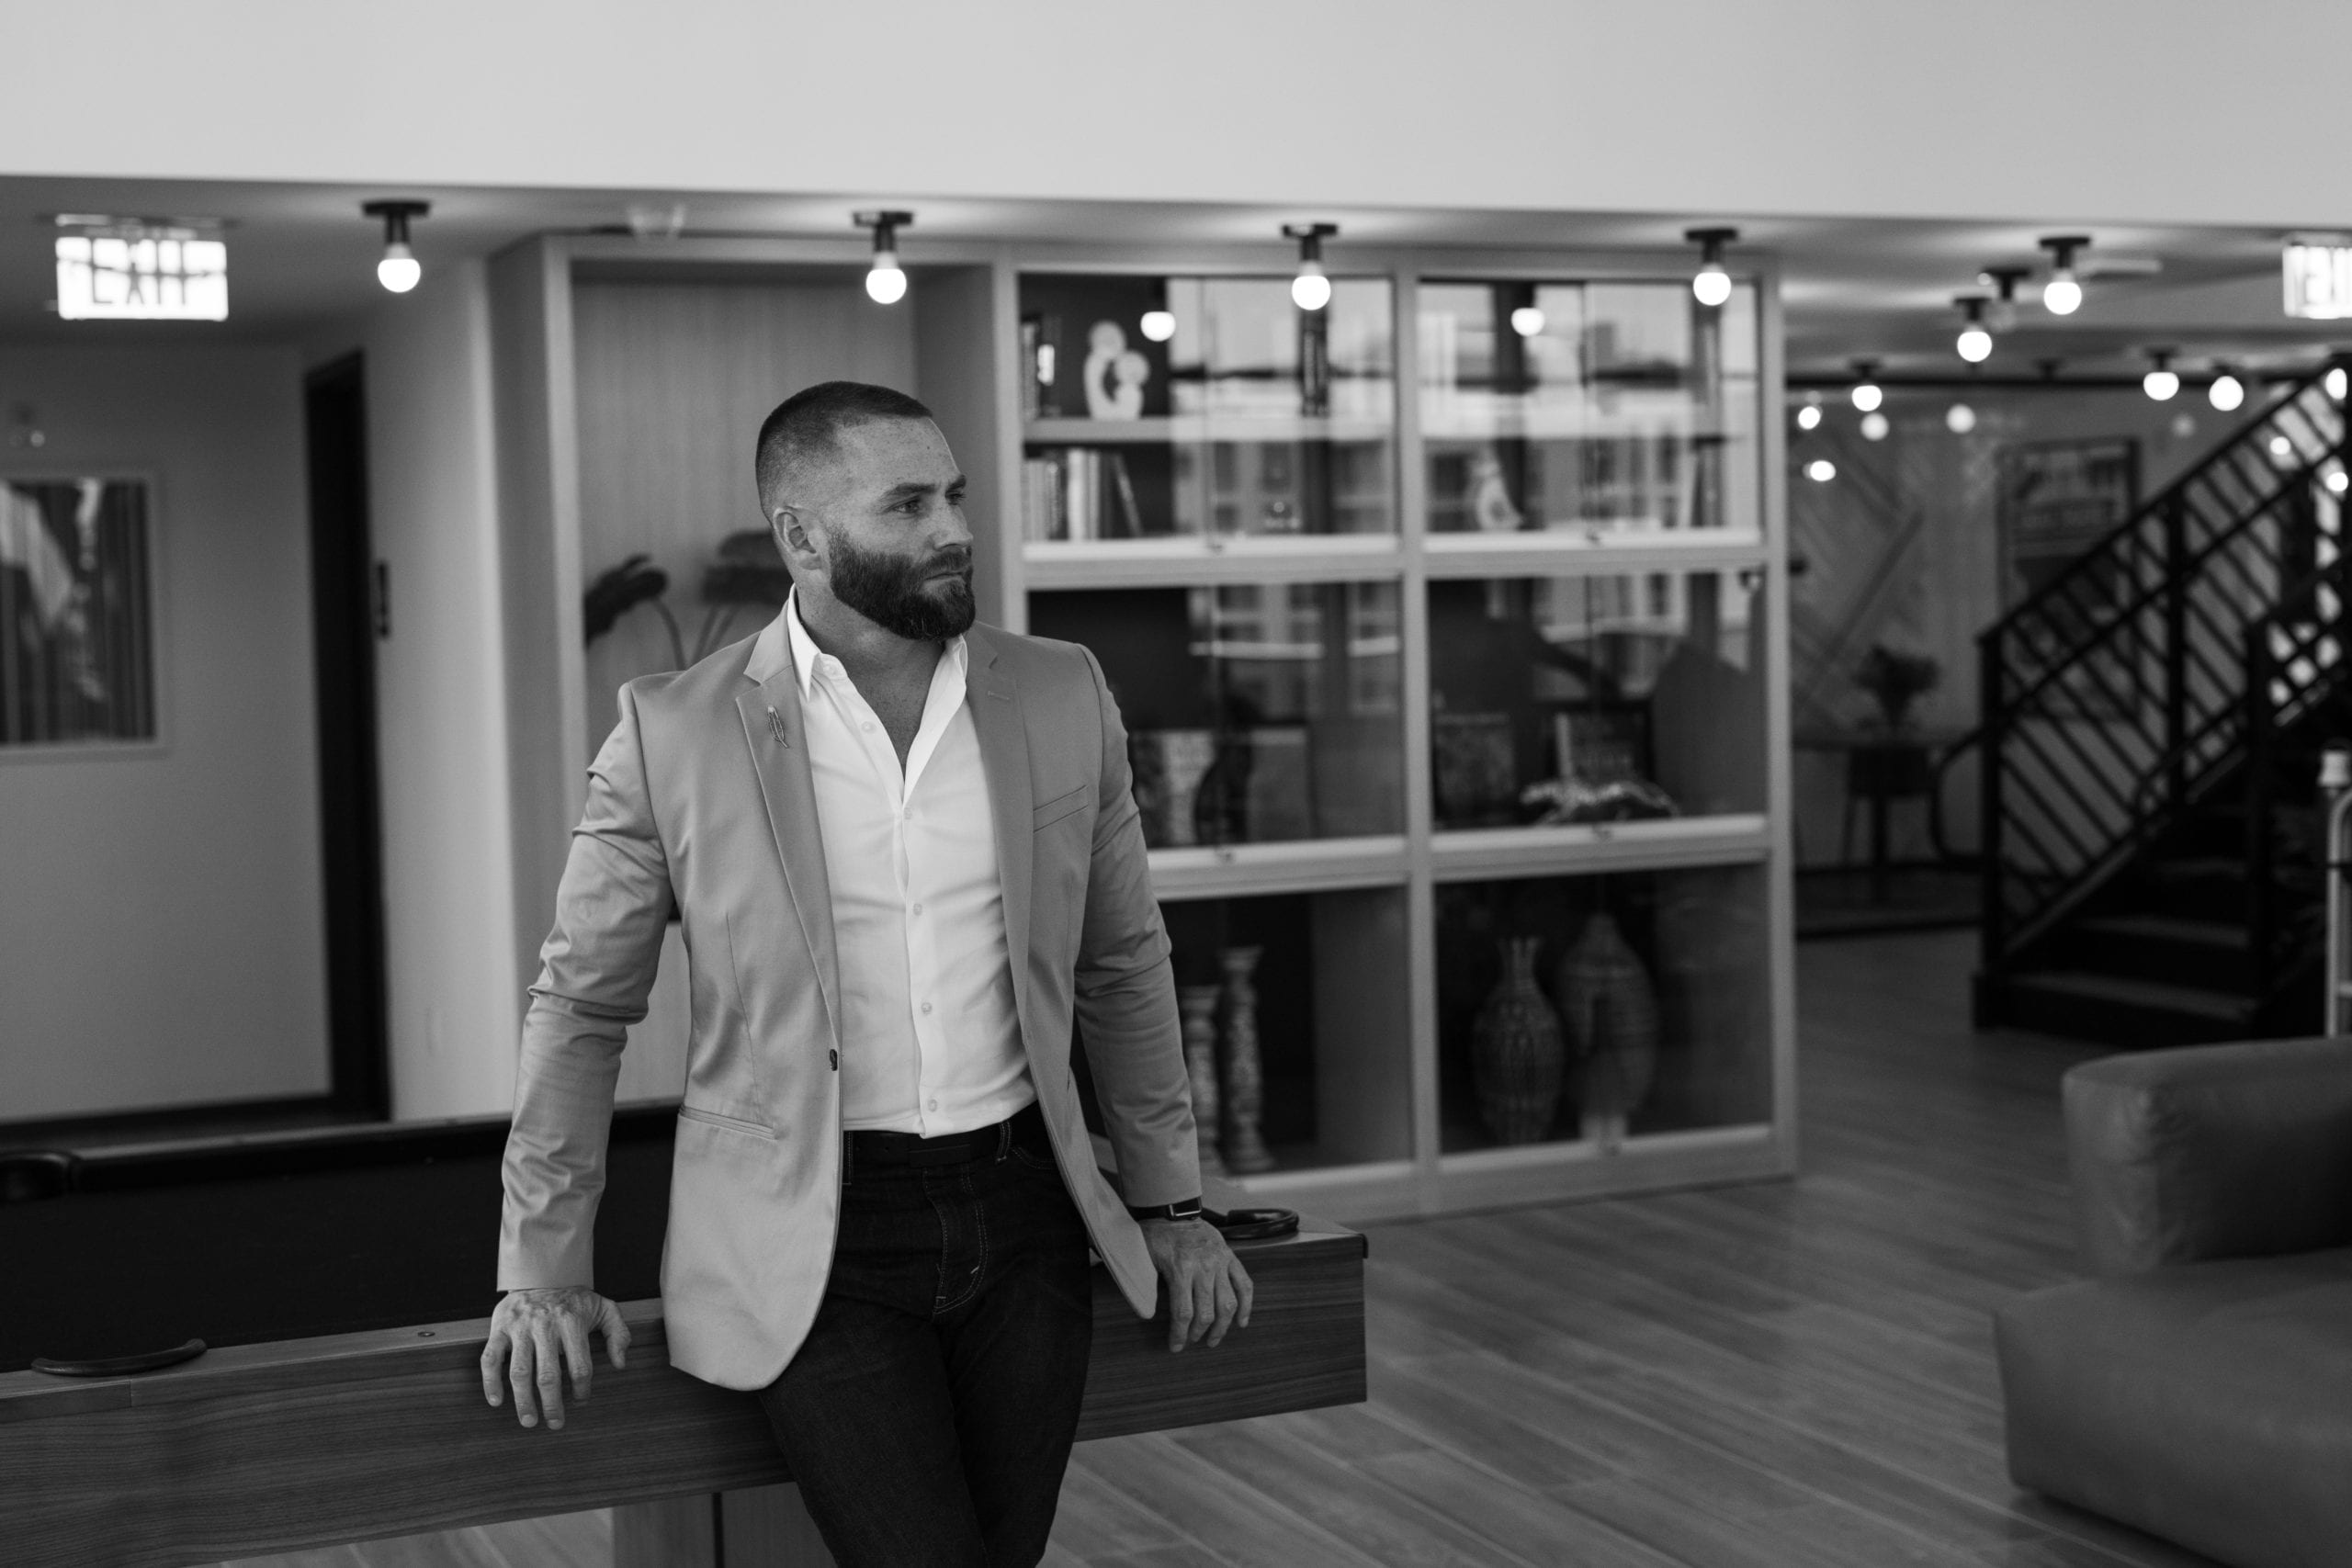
[1469,448,1524,532]
[1177,984,1227,1178]
[1471,935,1567,1145]
[1216,945,1277,1173]
[1082,321,1149,421]
[1554,911,1660,1153]
[582,529,792,669]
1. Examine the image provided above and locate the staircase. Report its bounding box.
[1971,360,2352,1045]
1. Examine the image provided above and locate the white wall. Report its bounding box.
[5,2,2350,229]
[0,344,328,1121]
[324,259,527,1120]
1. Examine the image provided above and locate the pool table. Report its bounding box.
[0,1107,1365,1568]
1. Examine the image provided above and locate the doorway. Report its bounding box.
[304,355,391,1118]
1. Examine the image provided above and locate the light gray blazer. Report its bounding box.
[496,612,1198,1391]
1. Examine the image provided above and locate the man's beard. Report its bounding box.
[827,536,977,640]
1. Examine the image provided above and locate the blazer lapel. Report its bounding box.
[966,632,1035,1029]
[736,615,842,1048]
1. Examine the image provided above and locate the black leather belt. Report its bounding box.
[846,1101,1048,1170]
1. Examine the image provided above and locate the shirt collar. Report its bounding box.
[784,587,967,702]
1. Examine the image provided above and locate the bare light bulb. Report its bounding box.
[2330,367,2348,400]
[1956,325,1993,364]
[2271,434,2295,458]
[377,243,421,294]
[2329,467,2349,496]
[1851,382,1883,413]
[1946,402,1977,434]
[2043,272,2083,316]
[1692,264,1732,308]
[1805,458,1837,482]
[2209,373,2245,412]
[1291,261,1331,312]
[1139,309,1176,343]
[865,252,908,305]
[1860,411,1891,441]
[1795,403,1823,431]
[2143,367,2179,401]
[1510,305,1545,337]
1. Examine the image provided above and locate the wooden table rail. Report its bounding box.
[0,1224,1364,1568]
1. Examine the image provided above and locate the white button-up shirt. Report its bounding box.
[786,592,1033,1135]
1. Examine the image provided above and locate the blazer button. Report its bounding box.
[829,1049,840,1070]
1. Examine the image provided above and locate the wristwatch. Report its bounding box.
[1125,1196,1204,1223]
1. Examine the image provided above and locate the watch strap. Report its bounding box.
[1125,1195,1204,1223]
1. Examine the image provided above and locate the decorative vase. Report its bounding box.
[1177,983,1227,1178]
[1554,912,1660,1153]
[1471,936,1567,1145]
[1217,945,1277,1173]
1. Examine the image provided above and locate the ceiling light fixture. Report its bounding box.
[1805,458,1837,482]
[1138,309,1176,343]
[1795,392,1823,432]
[2143,349,2180,401]
[1687,227,1738,308]
[362,200,430,294]
[854,209,913,304]
[1510,305,1546,337]
[1860,411,1891,441]
[1849,359,1883,413]
[2208,367,2245,412]
[1283,222,1339,311]
[1976,265,2029,333]
[1947,402,1978,434]
[1954,297,1994,364]
[2329,366,2349,401]
[2040,234,2089,316]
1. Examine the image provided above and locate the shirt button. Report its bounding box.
[910,902,923,916]
[828,1049,839,1070]
[928,1099,939,1111]
[921,1001,933,1014]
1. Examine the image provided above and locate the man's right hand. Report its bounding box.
[480,1286,631,1431]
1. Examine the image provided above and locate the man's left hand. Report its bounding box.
[1140,1218,1253,1352]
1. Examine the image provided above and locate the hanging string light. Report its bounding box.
[2041,234,2089,316]
[1283,222,1339,311]
[1795,392,1823,431]
[1849,359,1883,412]
[854,209,913,304]
[362,200,430,293]
[2208,365,2245,412]
[1686,227,1738,308]
[1954,297,1993,364]
[2143,349,2180,401]
[1976,266,2029,333]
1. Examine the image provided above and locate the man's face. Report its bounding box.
[786,417,975,640]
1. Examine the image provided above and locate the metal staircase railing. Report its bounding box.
[1975,360,2350,999]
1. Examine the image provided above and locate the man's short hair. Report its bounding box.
[754,381,935,511]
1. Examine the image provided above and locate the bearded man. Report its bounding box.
[480,380,1250,1566]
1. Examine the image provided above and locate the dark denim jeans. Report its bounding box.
[754,1112,1094,1568]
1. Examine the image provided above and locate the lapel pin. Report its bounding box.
[767,706,787,745]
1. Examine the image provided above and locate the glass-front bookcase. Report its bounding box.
[1005,257,1790,1221]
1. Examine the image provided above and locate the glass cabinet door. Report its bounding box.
[1419,278,1759,540]
[1029,581,1404,846]
[1427,570,1765,830]
[1020,273,1396,541]
[1436,863,1771,1155]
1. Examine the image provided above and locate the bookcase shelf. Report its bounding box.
[492,232,1792,1222]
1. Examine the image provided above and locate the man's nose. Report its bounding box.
[930,501,975,550]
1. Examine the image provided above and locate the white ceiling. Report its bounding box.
[0,175,2340,380]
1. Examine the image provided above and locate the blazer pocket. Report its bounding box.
[677,1103,778,1141]
[1033,784,1091,831]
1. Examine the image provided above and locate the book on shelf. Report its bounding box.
[1023,448,1145,542]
